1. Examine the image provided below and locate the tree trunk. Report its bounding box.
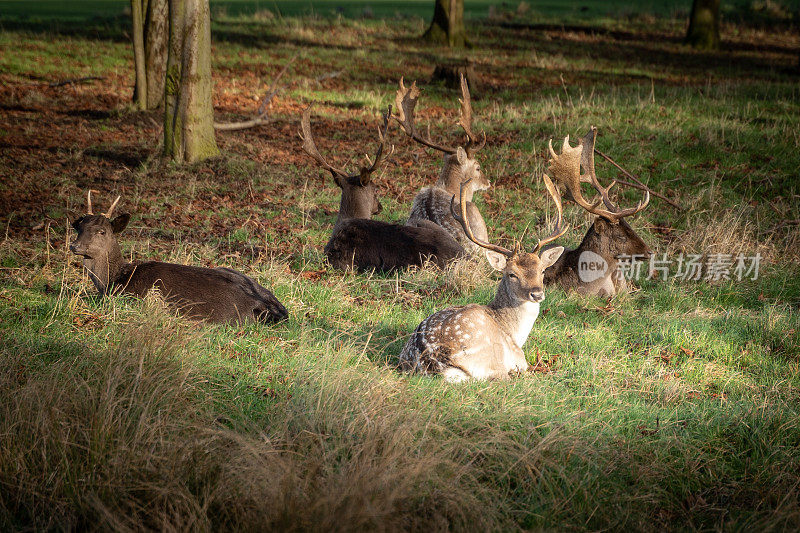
[131,0,168,110]
[685,0,721,51]
[131,0,147,110]
[144,0,168,109]
[423,0,467,48]
[164,0,219,163]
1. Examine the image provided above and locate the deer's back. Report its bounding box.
[113,261,288,324]
[407,187,485,256]
[325,218,464,271]
[399,304,525,382]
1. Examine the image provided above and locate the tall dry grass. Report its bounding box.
[0,316,563,531]
[668,203,777,265]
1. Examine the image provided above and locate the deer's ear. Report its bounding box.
[539,246,564,270]
[486,250,506,271]
[456,146,468,166]
[359,170,372,187]
[111,213,131,234]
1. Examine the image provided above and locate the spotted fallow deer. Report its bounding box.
[543,127,652,297]
[393,76,506,270]
[398,176,568,382]
[70,192,288,324]
[300,106,465,272]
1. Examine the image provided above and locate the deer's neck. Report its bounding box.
[82,242,127,296]
[335,195,372,232]
[575,222,622,272]
[487,281,540,348]
[436,157,475,201]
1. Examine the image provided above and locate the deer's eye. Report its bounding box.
[508,273,518,281]
[98,229,106,235]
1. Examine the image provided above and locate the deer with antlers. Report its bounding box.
[394,76,506,270]
[70,192,288,324]
[543,127,652,297]
[398,176,567,382]
[300,105,465,272]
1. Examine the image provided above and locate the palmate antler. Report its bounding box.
[393,74,485,157]
[532,174,569,253]
[547,127,649,223]
[300,105,393,186]
[450,173,567,258]
[86,189,120,218]
[457,74,486,157]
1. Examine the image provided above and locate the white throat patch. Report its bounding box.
[512,300,540,348]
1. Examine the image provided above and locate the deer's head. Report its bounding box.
[591,217,652,258]
[300,106,392,222]
[500,248,564,303]
[70,191,129,260]
[451,174,567,303]
[393,75,489,197]
[547,127,651,259]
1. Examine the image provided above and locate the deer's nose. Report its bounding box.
[528,289,544,302]
[70,242,87,256]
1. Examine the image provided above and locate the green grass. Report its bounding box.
[0,0,688,22]
[1,1,800,530]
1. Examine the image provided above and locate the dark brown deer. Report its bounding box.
[70,192,288,324]
[393,76,506,270]
[398,176,567,382]
[543,127,652,297]
[299,105,465,272]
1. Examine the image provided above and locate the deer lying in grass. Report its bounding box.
[300,106,465,272]
[70,192,288,324]
[393,76,506,270]
[398,176,567,382]
[543,127,651,297]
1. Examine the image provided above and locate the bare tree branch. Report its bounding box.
[47,76,106,88]
[594,148,685,211]
[214,55,297,132]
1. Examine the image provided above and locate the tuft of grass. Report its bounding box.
[0,311,564,531]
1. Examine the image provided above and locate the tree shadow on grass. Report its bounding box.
[0,17,131,43]
[481,25,799,83]
[493,22,799,56]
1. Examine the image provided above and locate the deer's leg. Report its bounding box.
[442,366,470,383]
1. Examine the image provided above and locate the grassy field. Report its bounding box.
[1,1,800,530]
[0,0,693,22]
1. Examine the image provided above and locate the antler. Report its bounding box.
[300,105,394,185]
[85,190,121,218]
[104,195,121,218]
[393,78,457,155]
[547,128,649,222]
[457,73,486,157]
[450,179,515,258]
[532,174,569,253]
[300,107,350,179]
